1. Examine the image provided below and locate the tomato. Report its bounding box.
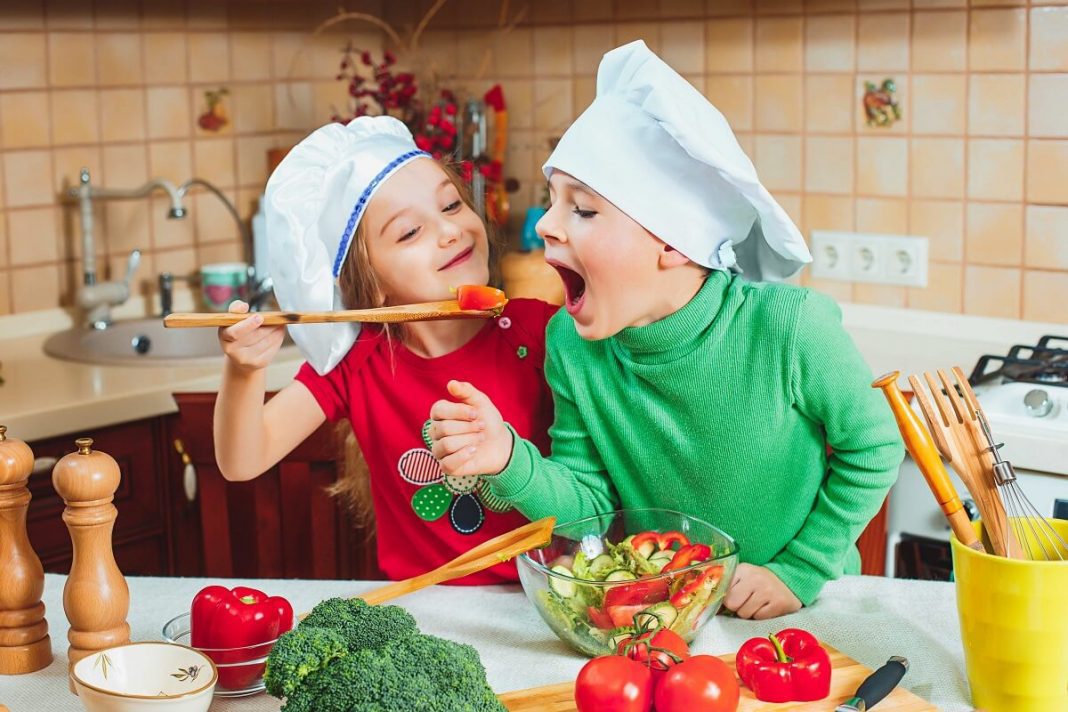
[654,655,740,712]
[456,284,506,310]
[587,605,616,630]
[603,578,669,609]
[606,603,650,629]
[617,628,690,686]
[574,655,653,712]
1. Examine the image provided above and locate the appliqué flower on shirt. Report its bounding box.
[396,419,513,534]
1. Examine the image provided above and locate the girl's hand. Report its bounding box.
[723,563,802,620]
[217,300,286,373]
[428,380,513,477]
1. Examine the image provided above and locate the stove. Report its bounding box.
[887,335,1068,580]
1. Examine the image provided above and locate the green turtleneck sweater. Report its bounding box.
[489,271,904,605]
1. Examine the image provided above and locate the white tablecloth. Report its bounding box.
[0,574,970,711]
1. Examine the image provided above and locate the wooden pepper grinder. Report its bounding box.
[0,425,53,674]
[52,437,130,688]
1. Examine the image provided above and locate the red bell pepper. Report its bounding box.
[631,530,691,559]
[660,543,712,573]
[190,585,294,690]
[668,565,724,608]
[735,628,831,703]
[603,578,670,610]
[456,284,507,311]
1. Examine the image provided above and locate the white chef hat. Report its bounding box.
[544,41,811,280]
[265,116,430,375]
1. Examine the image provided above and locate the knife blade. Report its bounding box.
[835,656,909,712]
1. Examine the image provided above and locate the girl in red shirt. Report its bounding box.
[213,117,556,584]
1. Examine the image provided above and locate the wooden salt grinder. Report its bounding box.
[0,425,53,674]
[52,438,130,690]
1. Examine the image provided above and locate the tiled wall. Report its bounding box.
[0,0,381,314]
[1,0,1066,324]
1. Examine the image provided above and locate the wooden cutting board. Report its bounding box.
[497,644,936,711]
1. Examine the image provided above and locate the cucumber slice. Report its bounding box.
[647,551,674,572]
[604,569,638,582]
[634,601,678,630]
[589,554,616,578]
[548,565,578,598]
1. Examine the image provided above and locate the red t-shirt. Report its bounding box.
[296,298,557,584]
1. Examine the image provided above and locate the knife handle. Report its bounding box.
[849,656,909,711]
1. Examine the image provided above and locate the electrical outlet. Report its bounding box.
[810,231,852,280]
[883,235,929,288]
[851,235,883,281]
[806,231,929,286]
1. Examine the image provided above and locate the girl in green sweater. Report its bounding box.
[428,41,904,619]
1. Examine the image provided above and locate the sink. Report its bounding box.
[44,318,227,366]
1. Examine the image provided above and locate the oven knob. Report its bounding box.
[962,498,980,521]
[1023,389,1053,418]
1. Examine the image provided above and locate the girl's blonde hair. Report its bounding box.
[329,159,502,525]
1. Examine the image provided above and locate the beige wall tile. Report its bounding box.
[45,0,92,29]
[614,23,661,52]
[144,32,188,84]
[193,138,236,188]
[147,87,191,139]
[911,74,965,135]
[777,193,803,230]
[51,90,101,145]
[964,265,1020,318]
[1,0,45,30]
[149,141,192,182]
[757,0,803,13]
[912,0,964,6]
[971,0,1023,5]
[907,262,962,313]
[911,11,966,72]
[97,32,143,85]
[187,4,225,32]
[910,199,963,261]
[705,76,753,131]
[1028,74,1068,139]
[271,32,310,79]
[857,197,908,232]
[968,74,1024,137]
[803,194,854,233]
[236,134,275,186]
[805,275,855,302]
[1025,205,1068,270]
[0,92,51,148]
[966,202,1023,266]
[755,17,802,72]
[854,282,907,307]
[142,0,184,30]
[188,32,230,83]
[755,75,802,131]
[805,75,854,133]
[532,0,573,23]
[506,80,534,130]
[102,143,147,189]
[10,264,60,312]
[911,137,964,199]
[1023,270,1068,324]
[615,0,655,20]
[661,21,705,74]
[574,0,614,22]
[805,136,854,194]
[1026,140,1068,204]
[191,188,240,244]
[659,0,705,17]
[0,33,48,89]
[706,18,753,73]
[967,139,1023,202]
[573,25,615,74]
[754,135,802,191]
[533,26,572,77]
[52,146,103,195]
[0,270,10,315]
[856,137,908,197]
[534,79,574,133]
[807,0,858,10]
[859,0,908,8]
[274,82,313,131]
[969,9,1026,71]
[573,76,595,112]
[231,32,271,81]
[3,151,53,207]
[94,0,140,30]
[104,200,150,255]
[100,88,146,142]
[857,12,909,71]
[151,196,195,249]
[805,15,854,72]
[0,214,7,268]
[8,207,58,265]
[49,32,97,86]
[706,0,755,16]
[490,28,533,78]
[1030,7,1068,71]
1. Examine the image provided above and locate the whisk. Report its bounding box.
[976,411,1068,561]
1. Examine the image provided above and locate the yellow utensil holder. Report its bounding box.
[951,518,1068,712]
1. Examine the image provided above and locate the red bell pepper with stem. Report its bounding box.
[190,585,294,689]
[735,628,831,703]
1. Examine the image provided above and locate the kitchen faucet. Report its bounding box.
[67,169,271,327]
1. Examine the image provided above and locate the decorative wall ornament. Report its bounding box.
[863,79,901,128]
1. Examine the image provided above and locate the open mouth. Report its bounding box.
[438,246,474,271]
[548,260,587,315]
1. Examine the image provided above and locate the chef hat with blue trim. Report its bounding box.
[265,116,430,375]
[544,41,812,281]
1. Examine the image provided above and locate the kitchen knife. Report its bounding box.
[835,656,909,712]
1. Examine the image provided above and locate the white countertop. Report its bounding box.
[0,573,970,711]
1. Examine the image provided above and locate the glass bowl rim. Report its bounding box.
[162,612,283,655]
[518,507,739,585]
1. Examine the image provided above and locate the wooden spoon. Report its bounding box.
[299,516,555,619]
[163,299,507,329]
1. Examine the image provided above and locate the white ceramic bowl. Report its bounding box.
[71,642,217,712]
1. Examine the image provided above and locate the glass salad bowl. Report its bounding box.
[517,508,738,657]
[163,613,278,698]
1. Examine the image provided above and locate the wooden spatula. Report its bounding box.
[298,516,555,619]
[163,299,507,329]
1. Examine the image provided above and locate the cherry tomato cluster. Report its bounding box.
[574,617,740,712]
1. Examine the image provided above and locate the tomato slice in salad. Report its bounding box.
[455,284,507,310]
[587,605,616,630]
[606,603,651,629]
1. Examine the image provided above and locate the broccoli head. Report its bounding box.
[263,625,347,698]
[300,597,418,652]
